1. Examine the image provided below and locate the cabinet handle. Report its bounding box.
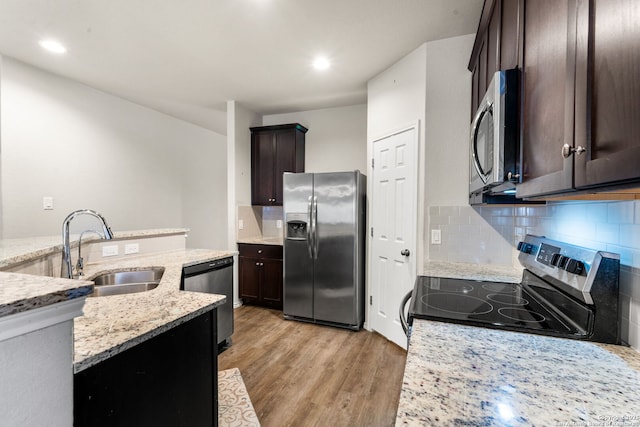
[255,262,260,266]
[561,144,586,159]
[507,171,520,181]
[258,249,263,254]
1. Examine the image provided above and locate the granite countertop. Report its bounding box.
[422,260,523,283]
[237,236,283,246]
[74,248,235,373]
[397,320,640,426]
[0,272,93,318]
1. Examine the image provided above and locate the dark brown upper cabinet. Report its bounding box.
[517,0,640,199]
[573,0,640,192]
[517,0,576,198]
[250,123,307,206]
[469,0,523,118]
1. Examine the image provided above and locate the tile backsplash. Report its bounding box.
[427,200,640,350]
[236,205,284,240]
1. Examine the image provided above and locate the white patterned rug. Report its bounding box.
[218,368,261,426]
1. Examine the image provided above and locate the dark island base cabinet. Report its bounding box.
[238,244,283,310]
[74,311,218,427]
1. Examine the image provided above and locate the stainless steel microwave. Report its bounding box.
[469,69,520,204]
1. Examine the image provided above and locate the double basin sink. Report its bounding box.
[90,267,165,297]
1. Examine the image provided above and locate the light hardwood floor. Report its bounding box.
[218,305,407,427]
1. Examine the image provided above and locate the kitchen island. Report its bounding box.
[397,262,640,426]
[0,231,235,426]
[73,248,234,427]
[0,271,93,426]
[75,248,231,372]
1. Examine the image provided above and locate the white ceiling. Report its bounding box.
[0,0,483,135]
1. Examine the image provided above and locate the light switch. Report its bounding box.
[431,229,442,245]
[239,219,244,230]
[43,196,54,210]
[124,243,139,255]
[276,220,283,229]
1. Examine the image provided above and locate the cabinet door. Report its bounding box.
[251,131,276,205]
[261,258,283,309]
[273,129,296,205]
[500,0,522,70]
[517,0,577,198]
[238,256,260,300]
[74,311,216,427]
[574,0,640,189]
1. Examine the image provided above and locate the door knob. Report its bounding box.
[401,249,410,256]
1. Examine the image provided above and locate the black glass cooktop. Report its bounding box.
[408,272,590,338]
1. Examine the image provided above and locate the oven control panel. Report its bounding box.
[517,235,619,305]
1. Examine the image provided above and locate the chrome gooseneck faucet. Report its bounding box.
[61,209,114,279]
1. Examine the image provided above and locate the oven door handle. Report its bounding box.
[399,290,413,338]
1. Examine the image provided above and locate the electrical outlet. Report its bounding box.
[124,243,139,255]
[102,245,119,257]
[238,219,244,230]
[42,196,54,210]
[276,220,283,229]
[431,229,442,245]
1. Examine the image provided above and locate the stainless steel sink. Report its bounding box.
[90,267,165,297]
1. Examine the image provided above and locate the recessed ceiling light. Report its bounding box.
[312,56,330,71]
[39,39,67,54]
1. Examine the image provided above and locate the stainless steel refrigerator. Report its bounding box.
[283,170,366,330]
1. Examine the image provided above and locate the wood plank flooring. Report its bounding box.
[218,305,407,427]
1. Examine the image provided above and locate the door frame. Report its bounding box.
[365,120,422,340]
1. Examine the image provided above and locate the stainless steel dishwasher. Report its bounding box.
[182,257,234,349]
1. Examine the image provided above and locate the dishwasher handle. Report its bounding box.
[183,257,233,277]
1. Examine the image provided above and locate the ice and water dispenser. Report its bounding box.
[286,213,308,240]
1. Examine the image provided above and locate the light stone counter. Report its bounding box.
[0,272,93,317]
[423,260,523,283]
[74,248,235,373]
[237,236,283,246]
[397,320,640,426]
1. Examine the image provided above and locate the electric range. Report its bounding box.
[408,235,621,344]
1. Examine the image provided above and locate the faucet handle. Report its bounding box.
[75,257,84,277]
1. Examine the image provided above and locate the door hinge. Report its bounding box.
[371,158,375,169]
[370,296,373,305]
[370,227,373,237]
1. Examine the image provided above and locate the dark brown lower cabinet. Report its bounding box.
[238,244,283,310]
[74,310,217,427]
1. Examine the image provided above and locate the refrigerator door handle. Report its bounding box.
[307,196,313,259]
[312,196,318,259]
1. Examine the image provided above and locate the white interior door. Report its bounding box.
[369,125,418,349]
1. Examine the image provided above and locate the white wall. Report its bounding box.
[425,34,475,206]
[0,57,227,248]
[367,44,427,142]
[227,101,261,307]
[262,104,367,174]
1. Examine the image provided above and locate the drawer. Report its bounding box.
[238,243,283,259]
